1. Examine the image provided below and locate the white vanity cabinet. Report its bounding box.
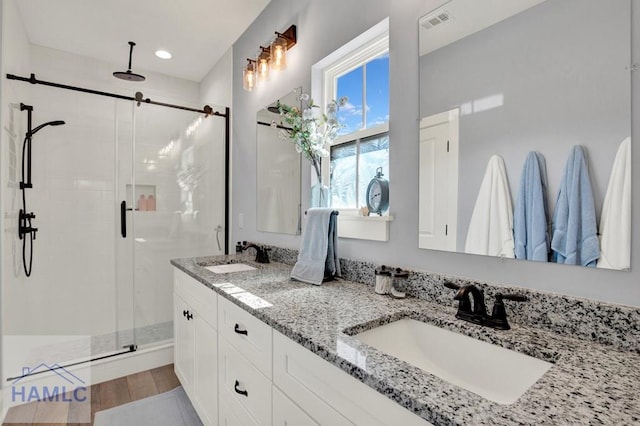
[272,386,319,426]
[218,296,273,425]
[173,270,218,426]
[173,267,432,426]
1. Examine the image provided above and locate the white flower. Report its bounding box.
[302,108,314,120]
[277,96,347,165]
[270,120,277,128]
[338,96,348,107]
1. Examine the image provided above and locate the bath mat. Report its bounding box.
[93,386,202,426]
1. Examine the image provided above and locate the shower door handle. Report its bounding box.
[120,201,127,238]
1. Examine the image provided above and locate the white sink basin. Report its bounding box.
[205,263,256,274]
[353,318,552,404]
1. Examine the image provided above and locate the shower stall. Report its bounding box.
[1,38,228,384]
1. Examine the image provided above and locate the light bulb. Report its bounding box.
[243,61,257,91]
[258,55,270,82]
[270,37,288,71]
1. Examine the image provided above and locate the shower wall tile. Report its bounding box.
[2,39,204,339]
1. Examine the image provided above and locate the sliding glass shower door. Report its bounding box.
[3,83,225,384]
[3,89,138,383]
[127,100,226,349]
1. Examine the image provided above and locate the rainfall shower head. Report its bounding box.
[113,41,146,82]
[28,120,65,137]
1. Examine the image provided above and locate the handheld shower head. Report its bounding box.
[28,120,65,137]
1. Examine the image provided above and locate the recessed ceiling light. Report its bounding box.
[155,50,172,59]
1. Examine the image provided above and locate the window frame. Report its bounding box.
[320,32,390,211]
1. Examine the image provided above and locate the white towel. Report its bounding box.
[291,208,334,285]
[597,137,631,270]
[465,155,515,258]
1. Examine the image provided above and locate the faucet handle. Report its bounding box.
[443,281,460,290]
[490,293,528,330]
[496,293,528,302]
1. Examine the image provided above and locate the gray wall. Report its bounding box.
[420,0,631,250]
[232,0,640,307]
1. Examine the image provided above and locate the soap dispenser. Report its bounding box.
[390,268,409,299]
[374,265,392,295]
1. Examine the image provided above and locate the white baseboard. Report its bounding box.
[1,342,173,421]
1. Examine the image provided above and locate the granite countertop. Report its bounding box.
[171,254,640,426]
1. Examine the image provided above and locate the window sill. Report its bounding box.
[337,210,393,241]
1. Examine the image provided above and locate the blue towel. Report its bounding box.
[514,152,550,262]
[324,213,341,279]
[551,146,599,267]
[291,208,336,285]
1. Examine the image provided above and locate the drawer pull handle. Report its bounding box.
[186,311,193,320]
[234,380,248,397]
[234,323,248,335]
[183,310,188,317]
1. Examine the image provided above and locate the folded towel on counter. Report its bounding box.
[551,145,599,267]
[514,152,550,262]
[291,208,339,285]
[465,155,515,258]
[597,137,631,270]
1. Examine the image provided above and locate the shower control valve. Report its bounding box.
[20,211,36,220]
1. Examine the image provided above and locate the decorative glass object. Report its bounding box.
[310,180,330,208]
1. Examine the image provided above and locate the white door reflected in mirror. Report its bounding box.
[417,0,632,270]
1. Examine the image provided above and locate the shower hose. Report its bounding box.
[20,135,34,277]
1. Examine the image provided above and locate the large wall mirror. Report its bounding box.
[418,0,632,270]
[256,88,302,235]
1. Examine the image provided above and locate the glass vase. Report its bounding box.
[310,181,329,208]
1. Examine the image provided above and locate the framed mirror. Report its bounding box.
[418,0,632,269]
[256,88,302,235]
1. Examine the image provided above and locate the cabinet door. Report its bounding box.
[219,385,261,426]
[273,386,319,426]
[193,315,218,426]
[218,336,272,425]
[174,294,194,388]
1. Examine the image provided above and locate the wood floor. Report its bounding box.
[2,364,180,426]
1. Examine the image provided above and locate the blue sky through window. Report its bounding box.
[336,52,389,135]
[366,53,389,128]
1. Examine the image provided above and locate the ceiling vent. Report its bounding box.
[421,10,452,30]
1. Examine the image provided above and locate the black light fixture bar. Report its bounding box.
[275,25,297,50]
[6,73,226,118]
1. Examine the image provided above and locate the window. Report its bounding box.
[330,133,389,208]
[320,26,389,211]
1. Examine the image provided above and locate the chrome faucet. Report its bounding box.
[444,282,527,330]
[242,242,271,263]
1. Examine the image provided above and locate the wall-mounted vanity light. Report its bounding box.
[243,25,297,91]
[243,59,257,91]
[257,47,271,82]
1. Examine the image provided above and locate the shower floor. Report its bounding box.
[93,320,174,354]
[6,321,173,380]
